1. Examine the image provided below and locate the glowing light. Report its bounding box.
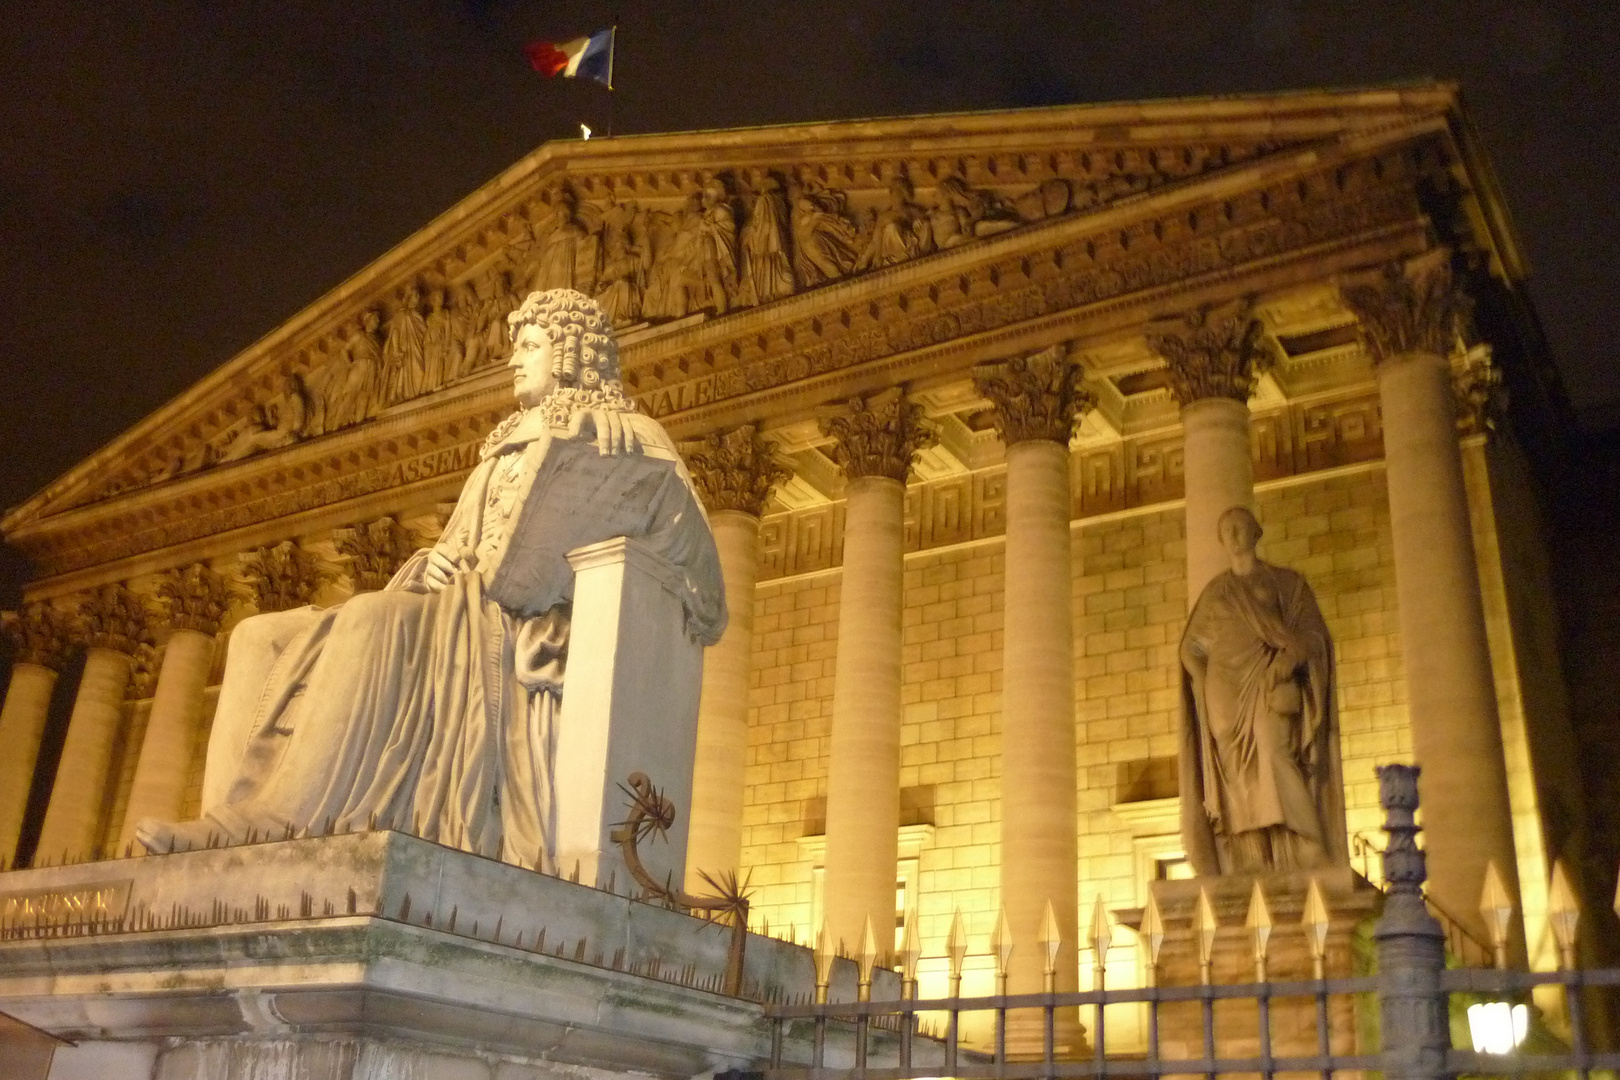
[580,123,593,140]
[1467,1001,1528,1054]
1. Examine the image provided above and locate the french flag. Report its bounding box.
[525,29,615,87]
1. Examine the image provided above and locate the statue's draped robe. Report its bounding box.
[188,410,725,869]
[1178,562,1346,875]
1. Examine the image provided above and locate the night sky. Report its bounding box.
[2,1,1617,600]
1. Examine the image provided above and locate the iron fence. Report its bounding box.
[759,764,1620,1080]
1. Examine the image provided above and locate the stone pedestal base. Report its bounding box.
[1146,867,1381,1064]
[0,832,928,1079]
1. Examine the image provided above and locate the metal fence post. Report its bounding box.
[1374,764,1453,1080]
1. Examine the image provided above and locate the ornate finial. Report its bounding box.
[813,921,835,1004]
[1194,885,1219,984]
[1376,763,1427,896]
[1245,879,1274,980]
[1040,898,1063,992]
[679,424,792,517]
[1339,248,1467,366]
[157,563,229,636]
[1087,893,1112,991]
[1302,876,1331,979]
[816,386,936,483]
[1479,860,1515,970]
[75,584,150,654]
[945,908,968,996]
[1546,860,1580,970]
[1144,296,1273,405]
[1139,892,1166,976]
[991,906,1014,994]
[898,912,921,997]
[240,540,329,613]
[857,915,878,1002]
[972,343,1095,446]
[0,603,73,671]
[333,517,419,592]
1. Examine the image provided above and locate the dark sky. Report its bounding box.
[2,0,1616,588]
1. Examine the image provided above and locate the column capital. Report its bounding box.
[1339,248,1465,366]
[75,584,150,655]
[816,386,935,483]
[333,517,418,592]
[240,540,328,613]
[1,603,73,671]
[972,344,1095,446]
[679,424,792,518]
[158,563,229,636]
[1145,296,1272,406]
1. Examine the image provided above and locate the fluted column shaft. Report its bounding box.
[119,627,215,841]
[36,647,132,862]
[0,662,60,863]
[686,510,762,891]
[1345,252,1523,961]
[819,388,933,952]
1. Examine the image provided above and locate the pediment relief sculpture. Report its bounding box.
[75,139,1294,502]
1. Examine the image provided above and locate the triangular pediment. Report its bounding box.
[4,83,1480,571]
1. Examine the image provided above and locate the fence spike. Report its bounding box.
[1245,879,1273,980]
[812,922,835,1004]
[1140,891,1166,972]
[1479,859,1515,969]
[991,906,1014,994]
[858,916,878,1002]
[898,912,922,995]
[1194,885,1218,984]
[946,908,968,996]
[1548,859,1580,969]
[1039,898,1063,990]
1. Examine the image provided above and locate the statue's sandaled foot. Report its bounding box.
[134,817,232,854]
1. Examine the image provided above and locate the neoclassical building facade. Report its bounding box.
[0,85,1592,1017]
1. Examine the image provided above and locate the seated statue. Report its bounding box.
[137,289,727,868]
[1178,506,1347,875]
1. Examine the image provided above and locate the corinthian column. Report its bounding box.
[36,586,147,863]
[1146,298,1269,601]
[0,604,72,865]
[974,345,1092,1053]
[240,540,326,613]
[1342,250,1523,959]
[333,517,418,593]
[680,425,790,893]
[817,387,934,952]
[119,564,228,844]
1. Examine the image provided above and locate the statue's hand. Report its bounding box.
[566,407,640,456]
[422,548,458,593]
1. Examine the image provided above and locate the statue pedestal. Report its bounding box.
[1144,867,1381,1063]
[557,536,706,890]
[0,832,923,1078]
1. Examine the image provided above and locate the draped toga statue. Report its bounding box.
[1178,506,1347,875]
[136,290,727,868]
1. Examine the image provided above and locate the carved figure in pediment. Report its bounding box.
[642,194,704,320]
[451,278,492,379]
[382,284,429,405]
[214,374,311,464]
[594,201,646,325]
[135,289,725,869]
[790,184,860,287]
[525,187,596,297]
[422,286,457,392]
[931,174,1022,249]
[335,307,384,428]
[696,178,739,315]
[855,175,934,271]
[738,175,795,307]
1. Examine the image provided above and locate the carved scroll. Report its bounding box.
[680,425,792,518]
[817,386,936,483]
[973,344,1095,446]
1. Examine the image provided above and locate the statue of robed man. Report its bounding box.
[137,289,726,870]
[1179,506,1348,875]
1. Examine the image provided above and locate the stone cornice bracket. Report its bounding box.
[333,517,419,593]
[75,584,150,655]
[240,540,329,613]
[159,563,230,636]
[816,386,937,484]
[0,602,74,671]
[678,424,793,518]
[972,343,1096,446]
[1145,296,1272,406]
[1338,248,1466,366]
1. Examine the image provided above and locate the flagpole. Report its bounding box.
[605,20,617,137]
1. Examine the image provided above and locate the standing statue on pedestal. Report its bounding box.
[1179,506,1347,874]
[136,290,726,868]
